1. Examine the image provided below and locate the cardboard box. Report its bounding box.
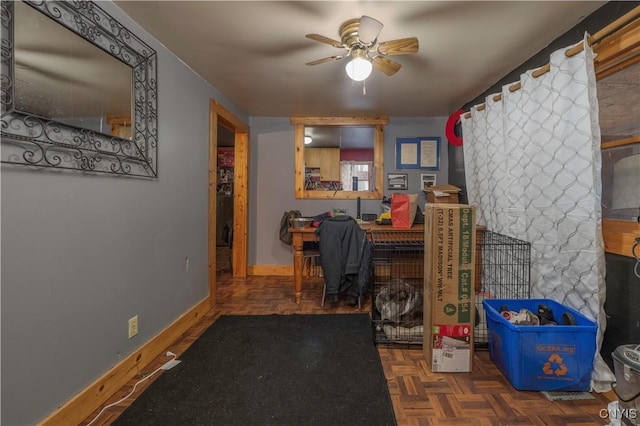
[425,184,461,204]
[423,204,476,372]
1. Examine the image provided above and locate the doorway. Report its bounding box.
[209,99,249,306]
[216,123,234,275]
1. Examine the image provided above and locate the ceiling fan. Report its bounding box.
[305,15,419,81]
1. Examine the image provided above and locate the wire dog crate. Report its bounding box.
[371,230,424,346]
[371,228,531,349]
[474,231,531,347]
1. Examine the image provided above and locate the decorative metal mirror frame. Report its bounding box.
[0,0,158,177]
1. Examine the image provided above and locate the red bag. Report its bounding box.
[391,193,418,228]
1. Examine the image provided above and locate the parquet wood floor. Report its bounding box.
[81,269,615,425]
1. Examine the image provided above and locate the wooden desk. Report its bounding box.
[289,223,486,304]
[288,223,424,304]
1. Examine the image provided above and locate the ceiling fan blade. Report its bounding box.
[377,37,419,55]
[358,15,383,44]
[372,56,402,76]
[306,55,344,66]
[305,34,344,48]
[16,62,93,86]
[17,44,95,60]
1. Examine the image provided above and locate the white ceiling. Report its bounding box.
[113,1,607,118]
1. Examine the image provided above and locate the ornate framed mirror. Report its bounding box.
[1,0,158,177]
[291,117,386,200]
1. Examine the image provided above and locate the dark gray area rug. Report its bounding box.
[114,313,397,425]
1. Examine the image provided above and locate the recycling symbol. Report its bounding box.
[543,353,568,376]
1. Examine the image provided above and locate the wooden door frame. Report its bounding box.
[209,99,249,305]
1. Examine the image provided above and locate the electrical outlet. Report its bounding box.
[128,315,138,339]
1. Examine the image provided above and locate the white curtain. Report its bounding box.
[341,161,372,191]
[341,161,355,190]
[461,36,614,391]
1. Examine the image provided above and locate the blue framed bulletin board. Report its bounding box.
[395,137,440,170]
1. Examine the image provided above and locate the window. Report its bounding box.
[602,144,640,221]
[291,116,386,200]
[341,161,372,191]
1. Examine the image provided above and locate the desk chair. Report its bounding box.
[301,241,331,309]
[302,248,321,278]
[316,216,369,310]
[321,285,364,309]
[319,266,366,310]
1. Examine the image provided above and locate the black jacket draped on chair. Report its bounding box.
[316,215,372,298]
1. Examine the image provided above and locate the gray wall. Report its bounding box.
[0,2,247,425]
[1,3,449,424]
[249,116,448,266]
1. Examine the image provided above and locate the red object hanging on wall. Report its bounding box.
[445,110,464,146]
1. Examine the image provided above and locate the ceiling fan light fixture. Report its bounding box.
[306,16,418,80]
[345,50,372,81]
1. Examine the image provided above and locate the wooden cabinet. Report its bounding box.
[305,148,340,181]
[304,148,320,168]
[319,148,340,181]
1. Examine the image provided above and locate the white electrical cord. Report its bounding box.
[633,237,640,279]
[85,352,179,426]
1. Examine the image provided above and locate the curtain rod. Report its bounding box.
[463,5,640,119]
